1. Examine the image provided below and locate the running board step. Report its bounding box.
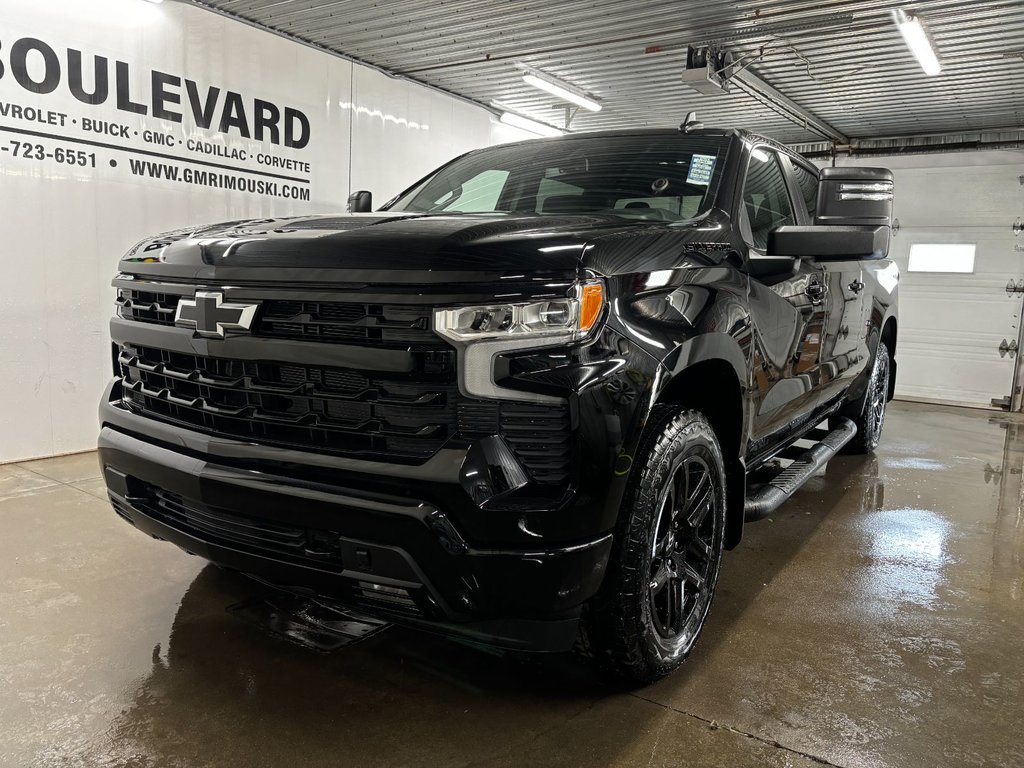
[744,418,858,522]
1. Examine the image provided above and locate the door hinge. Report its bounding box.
[998,339,1018,358]
[1007,278,1024,296]
[992,395,1011,410]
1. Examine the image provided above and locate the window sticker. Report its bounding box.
[686,154,717,186]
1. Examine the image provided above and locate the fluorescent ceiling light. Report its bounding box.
[499,111,564,137]
[892,9,941,76]
[517,65,601,112]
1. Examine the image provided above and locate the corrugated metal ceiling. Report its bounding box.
[190,0,1024,145]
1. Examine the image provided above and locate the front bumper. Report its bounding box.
[97,418,613,652]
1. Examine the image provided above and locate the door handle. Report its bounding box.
[806,281,828,303]
[848,279,865,294]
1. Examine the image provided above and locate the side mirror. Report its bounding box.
[347,190,372,213]
[768,225,890,261]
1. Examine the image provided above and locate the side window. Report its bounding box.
[434,169,509,212]
[742,149,795,250]
[789,161,819,221]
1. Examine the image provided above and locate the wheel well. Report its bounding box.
[657,361,741,461]
[656,360,745,548]
[881,316,897,354]
[881,317,897,399]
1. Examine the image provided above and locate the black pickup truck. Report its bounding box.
[99,127,898,683]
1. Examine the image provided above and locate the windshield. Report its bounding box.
[386,134,729,222]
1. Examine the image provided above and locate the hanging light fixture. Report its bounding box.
[498,111,565,137]
[892,9,942,76]
[516,64,602,112]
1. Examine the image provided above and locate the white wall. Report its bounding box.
[0,0,530,463]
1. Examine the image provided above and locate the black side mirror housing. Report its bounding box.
[768,225,890,261]
[347,190,373,213]
[816,167,893,229]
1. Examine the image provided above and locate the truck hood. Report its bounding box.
[118,212,660,285]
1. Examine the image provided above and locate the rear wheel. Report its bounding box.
[581,407,726,685]
[842,342,891,454]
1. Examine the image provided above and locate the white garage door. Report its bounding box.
[884,159,1024,410]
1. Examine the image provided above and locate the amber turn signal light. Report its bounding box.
[579,282,604,332]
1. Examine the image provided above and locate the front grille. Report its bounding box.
[257,300,435,346]
[116,289,435,347]
[112,285,574,482]
[117,343,574,480]
[117,344,459,462]
[116,289,180,326]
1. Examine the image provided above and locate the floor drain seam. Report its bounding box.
[17,464,85,489]
[15,465,106,500]
[629,692,848,768]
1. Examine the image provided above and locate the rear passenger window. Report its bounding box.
[789,161,819,221]
[742,149,795,250]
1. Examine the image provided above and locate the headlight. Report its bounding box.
[433,280,605,404]
[434,281,604,343]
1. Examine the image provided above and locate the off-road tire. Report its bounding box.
[580,406,726,685]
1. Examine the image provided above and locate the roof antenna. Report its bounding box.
[681,111,704,133]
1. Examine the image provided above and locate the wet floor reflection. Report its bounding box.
[85,458,884,767]
[93,565,618,767]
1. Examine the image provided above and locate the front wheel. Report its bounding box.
[842,342,891,454]
[580,407,726,685]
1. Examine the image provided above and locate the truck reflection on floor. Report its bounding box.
[89,454,884,767]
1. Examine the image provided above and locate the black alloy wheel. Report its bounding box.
[581,407,726,684]
[842,342,891,454]
[865,347,890,440]
[648,456,718,641]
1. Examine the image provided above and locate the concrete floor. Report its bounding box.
[2,401,1022,768]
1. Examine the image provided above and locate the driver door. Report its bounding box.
[783,157,872,402]
[741,147,830,454]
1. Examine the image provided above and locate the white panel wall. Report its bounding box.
[0,0,531,462]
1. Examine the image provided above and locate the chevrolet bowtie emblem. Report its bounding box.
[174,291,258,338]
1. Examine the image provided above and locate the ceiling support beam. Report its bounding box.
[730,67,849,144]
